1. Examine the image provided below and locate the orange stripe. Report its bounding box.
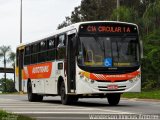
[23,62,52,80]
[90,71,140,82]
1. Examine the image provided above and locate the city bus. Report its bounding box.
[15,21,142,105]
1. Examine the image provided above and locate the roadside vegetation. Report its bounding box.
[0,45,16,93]
[122,90,160,100]
[0,110,35,120]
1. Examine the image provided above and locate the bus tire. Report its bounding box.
[27,81,38,102]
[107,93,121,106]
[71,96,79,103]
[60,81,72,105]
[36,95,43,102]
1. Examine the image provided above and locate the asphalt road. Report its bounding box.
[0,94,160,120]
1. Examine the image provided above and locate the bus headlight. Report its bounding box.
[85,78,89,82]
[129,75,140,83]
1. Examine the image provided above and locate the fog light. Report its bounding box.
[129,79,134,83]
[91,80,95,83]
[129,76,139,83]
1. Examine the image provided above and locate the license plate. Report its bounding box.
[107,85,118,90]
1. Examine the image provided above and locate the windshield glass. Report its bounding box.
[78,36,139,67]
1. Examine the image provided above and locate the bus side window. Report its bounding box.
[58,35,66,48]
[40,41,47,51]
[38,40,47,62]
[25,46,30,55]
[48,39,55,49]
[47,38,56,61]
[57,34,66,60]
[31,44,38,64]
[24,46,31,65]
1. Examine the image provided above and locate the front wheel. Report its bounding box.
[107,93,121,106]
[60,82,71,105]
[60,81,78,105]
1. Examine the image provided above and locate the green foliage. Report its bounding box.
[0,110,9,118]
[0,110,35,120]
[0,78,16,93]
[8,52,16,68]
[70,6,81,23]
[141,29,160,90]
[144,31,160,72]
[122,89,160,99]
[57,0,117,29]
[80,0,116,21]
[142,0,160,34]
[110,6,138,22]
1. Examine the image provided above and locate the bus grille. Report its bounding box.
[96,80,127,82]
[98,85,126,91]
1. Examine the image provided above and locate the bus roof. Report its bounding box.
[17,21,138,48]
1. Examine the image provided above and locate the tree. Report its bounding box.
[0,78,16,93]
[143,0,160,35]
[70,6,82,23]
[57,17,71,29]
[8,52,16,88]
[142,28,160,89]
[57,0,117,29]
[0,45,11,92]
[80,0,116,21]
[110,6,138,22]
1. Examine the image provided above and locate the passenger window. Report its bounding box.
[25,46,30,55]
[48,39,55,49]
[58,35,66,47]
[40,41,47,51]
[33,44,38,53]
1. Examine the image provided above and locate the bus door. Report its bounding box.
[16,46,24,92]
[66,30,77,93]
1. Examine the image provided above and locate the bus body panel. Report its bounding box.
[15,67,19,92]
[76,65,141,94]
[22,61,67,94]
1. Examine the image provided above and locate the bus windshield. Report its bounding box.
[78,36,140,67]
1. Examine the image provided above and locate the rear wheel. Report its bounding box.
[107,93,121,106]
[27,81,43,102]
[36,94,43,102]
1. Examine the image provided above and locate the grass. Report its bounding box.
[122,89,160,100]
[0,92,19,94]
[0,110,35,120]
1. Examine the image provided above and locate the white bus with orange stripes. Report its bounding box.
[15,21,142,105]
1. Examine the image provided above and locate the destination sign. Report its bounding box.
[79,23,138,34]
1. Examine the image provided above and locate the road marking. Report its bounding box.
[0,104,134,114]
[0,98,20,101]
[0,97,134,115]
